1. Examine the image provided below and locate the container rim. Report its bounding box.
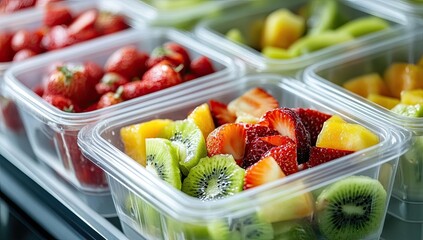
[304,28,423,134]
[78,74,411,220]
[4,28,241,130]
[345,0,423,17]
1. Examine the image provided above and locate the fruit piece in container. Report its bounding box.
[400,89,423,105]
[209,100,237,127]
[336,16,389,38]
[262,46,297,59]
[244,155,286,190]
[342,73,390,98]
[120,119,173,166]
[229,213,274,240]
[307,146,354,168]
[316,115,379,151]
[367,93,400,109]
[235,115,260,124]
[288,31,353,56]
[272,219,317,240]
[187,103,215,139]
[294,108,332,146]
[391,103,423,117]
[261,8,305,49]
[316,176,387,240]
[225,28,246,45]
[305,0,339,36]
[384,63,423,98]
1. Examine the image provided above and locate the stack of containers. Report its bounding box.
[3,27,240,216]
[304,28,423,238]
[78,74,410,240]
[194,0,409,75]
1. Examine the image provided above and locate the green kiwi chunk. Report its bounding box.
[160,120,207,176]
[272,220,316,240]
[391,104,423,117]
[166,217,229,240]
[230,213,274,240]
[306,0,339,35]
[336,16,389,38]
[145,138,182,190]
[182,154,245,201]
[316,176,387,240]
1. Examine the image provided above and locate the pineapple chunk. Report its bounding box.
[187,103,215,139]
[384,63,423,98]
[120,119,173,166]
[367,93,400,109]
[400,89,423,105]
[325,115,345,123]
[235,115,260,124]
[343,73,390,98]
[261,8,305,49]
[316,115,379,151]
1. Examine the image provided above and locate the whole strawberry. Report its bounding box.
[42,94,80,112]
[97,90,123,109]
[146,46,185,70]
[104,46,149,80]
[95,72,129,95]
[43,6,73,27]
[0,32,14,62]
[95,11,128,35]
[190,56,215,78]
[163,42,191,71]
[11,29,44,53]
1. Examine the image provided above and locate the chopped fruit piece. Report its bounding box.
[225,28,246,45]
[316,115,379,151]
[288,31,353,56]
[391,104,423,117]
[384,63,423,98]
[260,108,311,164]
[306,0,338,35]
[243,135,291,169]
[206,123,247,165]
[241,123,279,145]
[263,139,298,175]
[244,156,286,190]
[294,108,332,146]
[307,147,354,168]
[120,119,173,166]
[261,8,305,49]
[336,17,389,38]
[209,100,236,126]
[262,46,297,59]
[367,93,400,109]
[190,56,215,78]
[342,73,390,98]
[235,115,260,124]
[325,115,345,123]
[400,89,423,105]
[187,103,215,139]
[228,88,279,118]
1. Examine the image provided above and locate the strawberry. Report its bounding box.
[146,46,185,70]
[164,42,191,71]
[95,11,128,35]
[82,102,98,112]
[0,0,35,13]
[260,108,311,164]
[140,60,182,90]
[42,25,70,51]
[244,156,286,190]
[183,72,197,82]
[36,0,63,7]
[263,139,298,175]
[42,94,79,112]
[13,49,37,61]
[190,56,215,78]
[11,29,44,53]
[228,87,279,118]
[243,135,291,169]
[104,46,149,80]
[206,123,247,165]
[95,72,129,95]
[32,85,44,97]
[84,61,104,84]
[209,100,236,127]
[97,90,123,109]
[240,123,279,144]
[43,6,73,27]
[307,147,354,168]
[0,98,23,132]
[0,32,14,62]
[68,9,98,37]
[294,108,332,146]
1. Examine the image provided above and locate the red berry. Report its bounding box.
[294,108,332,146]
[208,100,236,127]
[43,6,73,27]
[13,49,37,61]
[190,56,215,78]
[104,46,149,80]
[306,147,354,168]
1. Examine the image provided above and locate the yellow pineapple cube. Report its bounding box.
[187,103,215,139]
[400,89,423,105]
[316,115,379,151]
[235,115,260,124]
[325,115,346,123]
[120,119,173,166]
[384,63,423,98]
[343,73,390,98]
[367,93,400,109]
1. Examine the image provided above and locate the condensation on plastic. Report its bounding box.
[79,74,410,240]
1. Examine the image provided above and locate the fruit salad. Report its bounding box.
[224,0,390,59]
[120,87,385,239]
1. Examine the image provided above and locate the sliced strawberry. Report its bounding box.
[68,9,98,37]
[43,6,73,27]
[13,49,37,61]
[42,94,80,112]
[294,108,332,146]
[228,87,279,118]
[190,56,215,78]
[244,156,286,190]
[95,72,129,95]
[104,46,149,80]
[260,108,310,164]
[208,100,236,127]
[243,135,291,169]
[263,139,298,175]
[206,123,246,165]
[307,147,354,168]
[240,123,279,144]
[95,11,128,35]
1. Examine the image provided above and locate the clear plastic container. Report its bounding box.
[79,74,410,240]
[195,0,408,75]
[3,27,239,213]
[381,214,423,240]
[304,29,423,222]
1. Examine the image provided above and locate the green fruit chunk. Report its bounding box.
[226,28,246,45]
[230,214,274,240]
[306,0,339,35]
[152,0,205,10]
[262,46,298,59]
[145,138,182,190]
[166,216,229,240]
[391,103,423,117]
[182,154,244,201]
[316,176,387,240]
[272,220,317,240]
[288,31,353,56]
[336,16,389,38]
[160,120,207,175]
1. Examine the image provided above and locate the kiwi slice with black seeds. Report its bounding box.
[230,213,274,240]
[316,175,387,240]
[160,120,207,176]
[272,219,316,240]
[145,138,182,190]
[182,154,244,201]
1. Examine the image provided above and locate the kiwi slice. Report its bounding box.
[272,220,316,240]
[230,213,274,240]
[182,154,245,201]
[145,138,182,190]
[316,176,387,240]
[160,120,207,176]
